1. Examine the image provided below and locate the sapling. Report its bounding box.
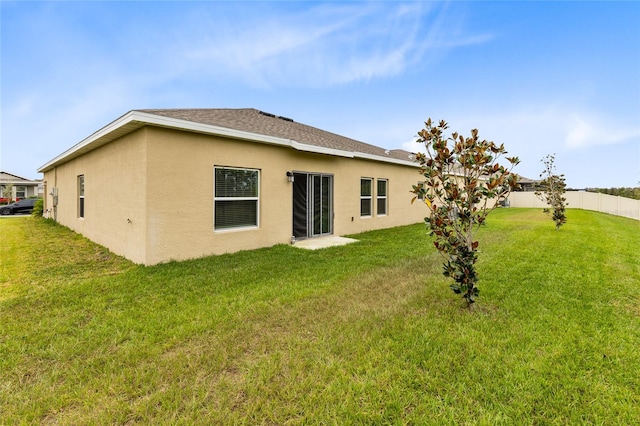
[535,154,567,230]
[411,119,520,305]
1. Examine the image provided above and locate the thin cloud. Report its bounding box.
[565,113,640,149]
[440,104,640,151]
[178,2,490,88]
[7,1,634,188]
[402,104,640,184]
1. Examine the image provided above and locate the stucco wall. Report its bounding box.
[142,127,427,264]
[44,125,428,265]
[43,129,149,264]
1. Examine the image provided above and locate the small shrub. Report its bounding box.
[31,198,44,217]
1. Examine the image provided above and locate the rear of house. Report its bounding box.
[38,109,427,265]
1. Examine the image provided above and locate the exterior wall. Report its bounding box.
[326,155,427,236]
[27,185,39,198]
[507,191,640,221]
[142,127,427,265]
[42,129,149,263]
[43,126,428,265]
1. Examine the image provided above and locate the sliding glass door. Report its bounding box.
[293,172,333,239]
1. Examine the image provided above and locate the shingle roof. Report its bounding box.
[137,108,416,163]
[0,171,38,183]
[38,108,419,173]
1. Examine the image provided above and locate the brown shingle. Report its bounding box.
[136,108,415,162]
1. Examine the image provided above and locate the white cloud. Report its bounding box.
[177,2,491,88]
[399,103,639,186]
[439,103,639,152]
[565,113,640,149]
[402,137,421,154]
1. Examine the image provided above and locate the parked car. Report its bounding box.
[0,198,38,215]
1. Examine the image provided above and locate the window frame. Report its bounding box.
[213,166,260,232]
[376,178,388,216]
[78,175,85,218]
[360,177,373,217]
[16,186,26,199]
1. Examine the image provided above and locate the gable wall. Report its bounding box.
[42,129,149,264]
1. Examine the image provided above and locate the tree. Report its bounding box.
[411,119,520,305]
[535,154,567,230]
[1,183,14,204]
[586,187,640,200]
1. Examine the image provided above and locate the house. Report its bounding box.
[0,171,41,203]
[514,175,539,192]
[37,108,427,265]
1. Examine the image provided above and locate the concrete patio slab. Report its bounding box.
[293,236,358,250]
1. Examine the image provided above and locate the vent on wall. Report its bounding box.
[259,110,294,122]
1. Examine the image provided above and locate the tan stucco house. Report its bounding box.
[38,108,427,265]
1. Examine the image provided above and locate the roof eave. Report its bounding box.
[354,152,419,167]
[38,110,413,172]
[38,110,144,173]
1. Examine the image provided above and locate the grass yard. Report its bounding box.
[1,209,639,424]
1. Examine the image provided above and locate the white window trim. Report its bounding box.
[213,166,260,232]
[377,178,388,217]
[78,175,85,219]
[360,177,373,218]
[16,186,26,199]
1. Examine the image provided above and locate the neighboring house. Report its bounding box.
[38,108,427,265]
[514,175,539,192]
[0,171,41,203]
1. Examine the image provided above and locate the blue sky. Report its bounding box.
[2,1,639,188]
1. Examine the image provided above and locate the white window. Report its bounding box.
[360,178,372,217]
[377,179,388,216]
[214,167,259,230]
[78,175,85,218]
[16,186,26,199]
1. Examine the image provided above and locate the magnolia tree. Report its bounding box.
[535,154,567,230]
[411,119,520,305]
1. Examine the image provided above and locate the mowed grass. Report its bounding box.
[1,209,639,424]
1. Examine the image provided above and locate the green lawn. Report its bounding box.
[1,209,639,424]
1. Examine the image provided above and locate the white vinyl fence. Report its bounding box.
[507,191,640,221]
